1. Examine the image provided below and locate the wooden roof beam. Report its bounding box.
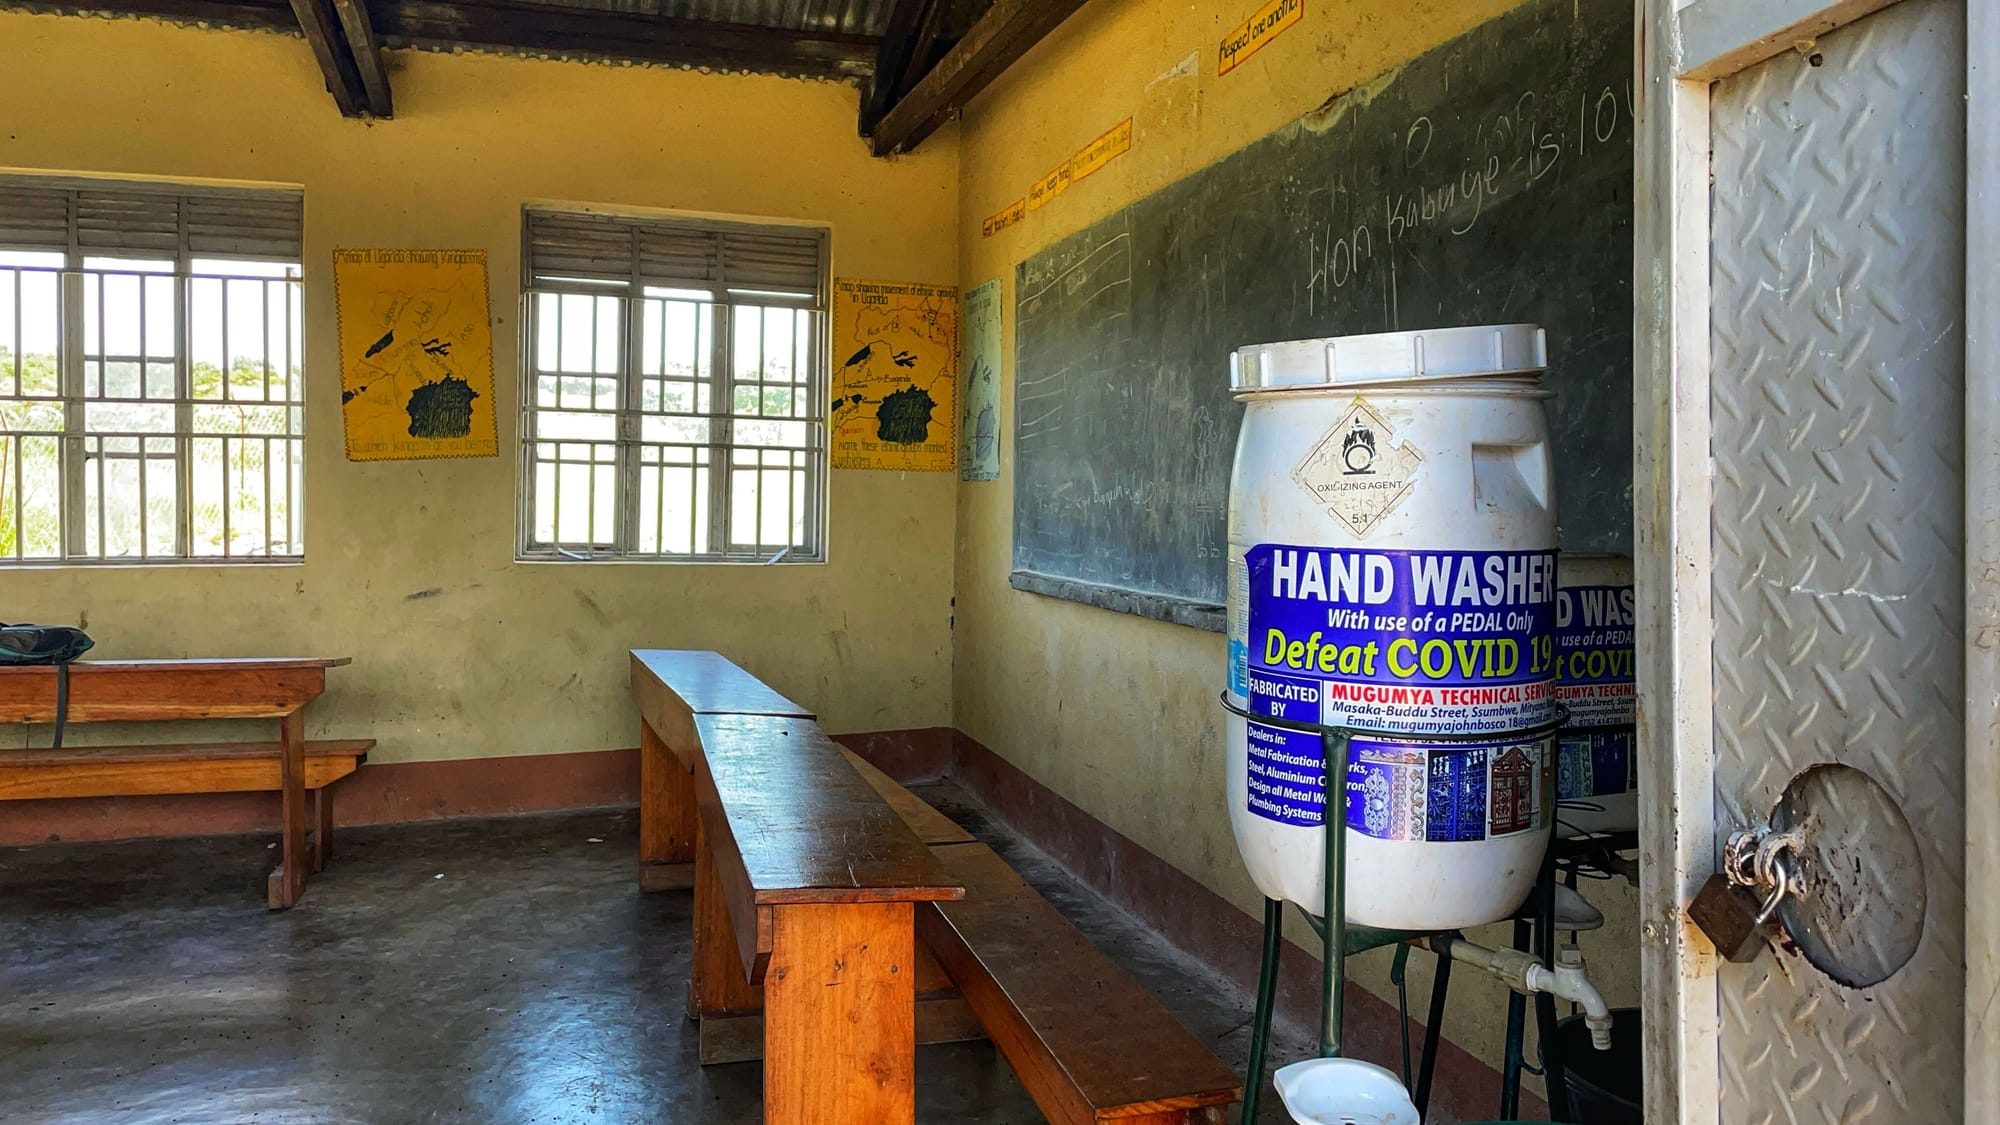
[868,0,1088,157]
[330,0,393,116]
[859,0,935,136]
[288,0,370,116]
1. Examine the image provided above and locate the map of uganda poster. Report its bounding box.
[334,249,498,461]
[829,277,958,471]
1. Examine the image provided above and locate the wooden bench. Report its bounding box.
[847,752,1242,1125]
[688,712,964,1125]
[0,658,366,909]
[922,842,1242,1125]
[630,649,813,891]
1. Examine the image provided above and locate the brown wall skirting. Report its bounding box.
[0,747,643,847]
[0,728,958,849]
[827,727,957,780]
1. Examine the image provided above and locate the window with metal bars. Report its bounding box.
[0,176,304,563]
[521,209,827,562]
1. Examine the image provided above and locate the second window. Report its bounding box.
[522,209,827,562]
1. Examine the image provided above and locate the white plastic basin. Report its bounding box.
[1271,1057,1421,1125]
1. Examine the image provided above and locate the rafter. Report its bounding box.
[330,0,393,116]
[286,0,367,116]
[868,0,1087,156]
[859,0,934,136]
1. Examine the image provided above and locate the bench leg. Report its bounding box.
[690,818,761,1023]
[311,785,333,874]
[763,901,915,1125]
[639,719,696,891]
[267,709,308,910]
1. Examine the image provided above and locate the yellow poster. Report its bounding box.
[829,278,959,471]
[334,249,498,461]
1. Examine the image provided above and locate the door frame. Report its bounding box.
[1631,1,1988,1122]
[1964,1,1997,1119]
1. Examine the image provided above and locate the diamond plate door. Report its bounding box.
[1708,1,1967,1122]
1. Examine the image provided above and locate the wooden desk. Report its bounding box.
[0,658,353,909]
[629,649,812,891]
[690,713,963,1125]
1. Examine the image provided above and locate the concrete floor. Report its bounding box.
[0,781,1321,1125]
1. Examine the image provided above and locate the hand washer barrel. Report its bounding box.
[1224,324,1559,930]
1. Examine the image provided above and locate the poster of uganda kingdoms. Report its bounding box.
[829,278,959,471]
[334,249,498,461]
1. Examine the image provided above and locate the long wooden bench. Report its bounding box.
[630,649,813,891]
[847,751,1242,1125]
[922,842,1241,1125]
[628,648,1239,1124]
[688,711,965,1125]
[0,658,364,908]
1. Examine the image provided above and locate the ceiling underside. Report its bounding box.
[1,0,1086,154]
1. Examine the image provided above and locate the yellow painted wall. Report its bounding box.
[952,0,1638,1073]
[0,11,961,756]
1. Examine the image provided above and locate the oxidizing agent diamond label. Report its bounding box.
[1291,399,1424,538]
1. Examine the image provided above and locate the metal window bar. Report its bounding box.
[519,211,827,562]
[0,262,301,564]
[0,176,302,565]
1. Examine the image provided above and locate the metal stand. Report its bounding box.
[1226,697,1569,1125]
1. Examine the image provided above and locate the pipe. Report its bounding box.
[1414,935,1614,1050]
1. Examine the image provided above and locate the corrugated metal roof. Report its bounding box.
[507,0,895,37]
[0,0,994,82]
[510,0,985,40]
[663,0,892,37]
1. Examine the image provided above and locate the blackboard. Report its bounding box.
[1011,0,1634,630]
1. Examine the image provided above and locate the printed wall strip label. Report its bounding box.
[982,198,1026,238]
[1219,0,1303,77]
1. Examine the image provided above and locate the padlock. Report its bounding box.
[1686,871,1771,962]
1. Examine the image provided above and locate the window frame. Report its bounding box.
[0,176,305,566]
[516,209,831,564]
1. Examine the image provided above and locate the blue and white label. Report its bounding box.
[1553,582,1634,800]
[1247,545,1559,733]
[1344,736,1550,842]
[1226,552,1252,698]
[1553,583,1635,728]
[1238,543,1558,830]
[1556,731,1634,801]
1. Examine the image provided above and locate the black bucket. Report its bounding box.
[1555,1007,1643,1125]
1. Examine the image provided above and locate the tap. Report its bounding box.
[1530,944,1612,1050]
[1413,936,1614,1051]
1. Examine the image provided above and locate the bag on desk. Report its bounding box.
[0,623,93,665]
[0,623,95,747]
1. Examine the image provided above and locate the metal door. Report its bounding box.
[1634,0,1992,1122]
